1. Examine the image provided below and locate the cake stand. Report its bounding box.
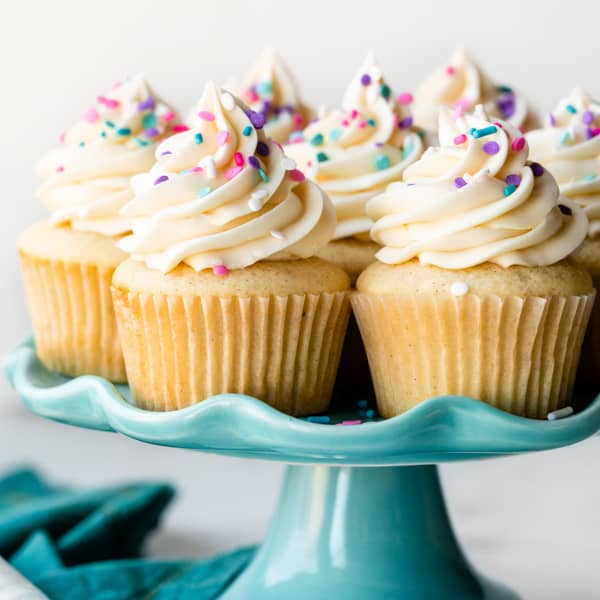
[5,338,600,600]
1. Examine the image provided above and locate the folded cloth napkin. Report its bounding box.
[0,469,255,599]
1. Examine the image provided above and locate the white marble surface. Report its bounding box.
[1,398,599,600]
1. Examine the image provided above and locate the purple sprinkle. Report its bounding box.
[497,97,515,118]
[144,127,159,138]
[505,174,521,186]
[160,150,172,156]
[154,175,169,185]
[530,162,545,177]
[559,204,572,215]
[454,177,467,188]
[587,127,595,139]
[137,96,155,111]
[583,111,594,125]
[482,141,500,155]
[248,156,260,169]
[399,116,413,129]
[246,110,265,129]
[282,104,295,114]
[360,73,371,86]
[256,141,270,156]
[549,113,556,127]
[375,142,384,148]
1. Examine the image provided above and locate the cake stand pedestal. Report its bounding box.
[6,339,600,600]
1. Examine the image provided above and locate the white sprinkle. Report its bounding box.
[547,406,574,420]
[248,189,268,211]
[281,157,296,171]
[450,281,469,296]
[200,157,216,179]
[270,230,285,240]
[221,92,235,111]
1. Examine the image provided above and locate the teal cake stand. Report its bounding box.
[5,338,600,600]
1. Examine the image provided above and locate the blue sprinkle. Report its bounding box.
[307,415,330,424]
[374,154,390,170]
[242,125,252,136]
[195,132,204,144]
[329,128,342,142]
[198,186,211,197]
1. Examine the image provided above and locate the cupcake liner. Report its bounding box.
[111,288,351,415]
[19,252,126,382]
[351,291,595,418]
[577,276,600,384]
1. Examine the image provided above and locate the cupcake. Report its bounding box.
[112,82,350,415]
[352,106,594,419]
[19,74,181,381]
[527,88,600,380]
[286,53,424,283]
[412,48,534,136]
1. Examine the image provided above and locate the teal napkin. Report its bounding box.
[0,469,255,599]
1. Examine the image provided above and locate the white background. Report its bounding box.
[2,1,600,598]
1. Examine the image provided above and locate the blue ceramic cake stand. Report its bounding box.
[5,338,600,600]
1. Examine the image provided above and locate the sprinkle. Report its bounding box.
[402,143,414,160]
[213,265,229,277]
[358,120,367,129]
[398,116,413,129]
[565,104,577,114]
[497,85,513,94]
[329,128,343,142]
[530,162,544,177]
[116,127,131,136]
[144,127,159,138]
[234,152,244,166]
[316,152,329,163]
[341,119,350,127]
[374,154,390,170]
[360,73,371,86]
[547,406,574,420]
[471,125,498,139]
[248,155,260,169]
[482,141,500,155]
[160,150,172,157]
[367,118,376,127]
[162,111,175,122]
[357,399,368,408]
[242,125,252,136]
[140,114,155,129]
[293,113,304,126]
[446,65,455,75]
[450,281,469,296]
[83,107,99,122]
[194,132,204,144]
[494,122,504,128]
[137,97,155,111]
[559,131,571,145]
[271,230,285,240]
[583,111,594,125]
[289,169,305,182]
[173,124,189,133]
[310,133,324,146]
[350,109,359,120]
[454,134,467,145]
[454,177,467,189]
[340,420,362,426]
[558,204,572,215]
[380,83,391,99]
[202,157,217,179]
[97,96,119,109]
[100,131,107,137]
[198,186,211,197]
[256,141,270,156]
[397,92,413,105]
[453,98,468,118]
[592,128,600,137]
[56,166,64,173]
[256,81,272,97]
[216,130,230,146]
[503,184,516,196]
[191,166,202,172]
[221,92,235,110]
[247,110,265,129]
[225,165,243,179]
[104,120,115,128]
[306,415,330,424]
[198,111,215,121]
[59,131,66,143]
[549,113,556,127]
[583,174,597,181]
[154,175,169,185]
[511,136,526,152]
[258,168,268,183]
[248,190,268,211]
[505,174,521,186]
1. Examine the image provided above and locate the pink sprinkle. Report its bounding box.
[446,66,456,76]
[56,166,64,173]
[454,134,467,145]
[397,92,413,105]
[511,136,526,152]
[191,166,203,172]
[97,96,119,109]
[213,265,229,277]
[358,120,367,129]
[163,111,175,122]
[293,113,304,125]
[225,165,243,180]
[234,152,244,166]
[172,124,189,133]
[453,98,468,118]
[216,130,230,146]
[518,126,525,134]
[289,169,305,182]
[592,128,600,137]
[246,89,259,103]
[83,107,99,122]
[198,111,215,122]
[392,113,399,128]
[341,119,350,127]
[339,420,362,426]
[111,80,122,89]
[350,109,359,120]
[289,137,303,144]
[494,121,504,128]
[59,131,66,144]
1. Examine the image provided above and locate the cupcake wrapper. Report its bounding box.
[351,291,595,418]
[19,252,126,382]
[578,276,600,383]
[111,288,351,415]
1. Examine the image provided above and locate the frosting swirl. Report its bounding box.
[412,49,529,133]
[368,106,587,269]
[118,82,335,274]
[526,88,600,238]
[285,53,423,241]
[36,74,181,236]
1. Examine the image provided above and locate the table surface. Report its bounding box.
[1,396,599,600]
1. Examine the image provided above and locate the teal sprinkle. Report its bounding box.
[566,104,577,114]
[310,133,324,146]
[329,128,342,142]
[497,85,513,94]
[503,184,516,196]
[416,129,426,139]
[195,132,204,144]
[316,152,329,163]
[469,127,477,136]
[116,127,131,136]
[402,143,414,159]
[367,118,376,127]
[258,168,268,183]
[100,131,107,138]
[256,81,273,97]
[380,83,391,99]
[180,168,190,175]
[306,415,330,424]
[104,120,115,128]
[559,131,571,145]
[142,113,157,129]
[133,137,150,146]
[365,409,376,418]
[583,174,597,181]
[79,141,85,147]
[242,125,252,136]
[471,125,497,138]
[374,153,390,170]
[198,186,212,197]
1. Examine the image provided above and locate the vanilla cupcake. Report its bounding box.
[286,53,424,283]
[19,74,180,381]
[352,106,593,419]
[413,48,534,136]
[112,82,350,415]
[527,88,600,380]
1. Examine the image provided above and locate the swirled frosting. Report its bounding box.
[285,53,424,241]
[368,106,587,269]
[118,82,335,274]
[412,49,529,133]
[526,88,600,238]
[36,74,182,236]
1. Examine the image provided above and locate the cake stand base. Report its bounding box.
[222,464,518,600]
